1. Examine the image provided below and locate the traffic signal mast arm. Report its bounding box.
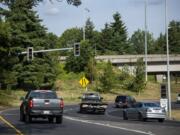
[21,47,73,54]
[20,43,80,61]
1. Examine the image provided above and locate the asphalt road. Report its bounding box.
[0,104,180,135]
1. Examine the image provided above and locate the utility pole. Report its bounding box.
[144,0,148,82]
[165,0,171,119]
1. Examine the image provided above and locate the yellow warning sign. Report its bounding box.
[79,77,89,88]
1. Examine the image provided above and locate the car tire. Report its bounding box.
[48,117,54,123]
[138,113,146,121]
[56,115,63,124]
[20,111,25,122]
[158,118,164,123]
[123,111,128,120]
[25,114,32,123]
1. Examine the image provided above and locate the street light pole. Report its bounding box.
[144,0,148,82]
[165,0,172,119]
[83,8,90,41]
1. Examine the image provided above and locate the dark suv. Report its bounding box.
[114,95,136,108]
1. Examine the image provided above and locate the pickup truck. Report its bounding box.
[20,90,64,124]
[79,92,108,114]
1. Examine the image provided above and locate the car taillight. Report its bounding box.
[29,100,33,108]
[60,100,64,108]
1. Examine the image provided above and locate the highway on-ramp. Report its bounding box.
[0,105,180,135]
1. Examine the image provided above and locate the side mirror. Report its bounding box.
[100,97,103,100]
[20,97,25,101]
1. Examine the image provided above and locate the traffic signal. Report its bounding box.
[161,84,167,98]
[74,43,80,56]
[27,47,33,61]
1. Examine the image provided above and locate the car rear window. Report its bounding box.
[116,96,126,102]
[30,91,57,99]
[83,93,99,100]
[144,103,160,107]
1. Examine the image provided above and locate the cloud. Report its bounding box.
[45,7,60,15]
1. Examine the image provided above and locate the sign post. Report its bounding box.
[79,77,89,91]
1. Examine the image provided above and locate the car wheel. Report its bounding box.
[48,117,54,123]
[56,115,63,124]
[20,111,25,122]
[123,111,128,120]
[25,114,32,123]
[138,113,145,121]
[158,118,164,123]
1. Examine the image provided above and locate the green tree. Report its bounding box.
[98,23,113,54]
[98,12,130,54]
[110,12,129,54]
[57,27,82,55]
[85,18,94,40]
[64,40,93,73]
[0,21,18,88]
[57,28,82,48]
[132,58,146,94]
[129,29,155,54]
[98,61,115,93]
[0,0,57,89]
[84,57,97,83]
[154,33,166,54]
[168,20,180,54]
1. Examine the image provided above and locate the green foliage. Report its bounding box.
[0,0,59,90]
[64,40,93,73]
[98,12,130,55]
[98,61,115,93]
[57,27,82,55]
[84,57,97,83]
[129,29,155,54]
[117,65,134,90]
[154,33,166,54]
[132,58,146,94]
[168,20,180,54]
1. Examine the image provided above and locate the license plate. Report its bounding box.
[43,111,50,114]
[154,110,160,113]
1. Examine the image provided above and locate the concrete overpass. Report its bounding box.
[95,54,180,74]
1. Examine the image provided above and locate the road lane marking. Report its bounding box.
[64,116,155,135]
[0,116,24,135]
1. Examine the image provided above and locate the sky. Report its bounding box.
[35,0,180,38]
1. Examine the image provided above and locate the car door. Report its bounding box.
[126,103,138,119]
[131,103,141,119]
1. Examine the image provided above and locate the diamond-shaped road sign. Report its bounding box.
[79,77,89,88]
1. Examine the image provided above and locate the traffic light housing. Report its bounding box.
[74,43,80,56]
[161,84,167,98]
[27,47,33,61]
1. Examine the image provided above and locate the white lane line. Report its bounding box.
[64,116,155,135]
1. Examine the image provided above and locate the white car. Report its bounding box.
[177,93,180,103]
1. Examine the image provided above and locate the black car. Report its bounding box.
[20,90,64,124]
[114,95,136,108]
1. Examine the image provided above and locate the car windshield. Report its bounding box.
[30,91,57,99]
[144,103,160,107]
